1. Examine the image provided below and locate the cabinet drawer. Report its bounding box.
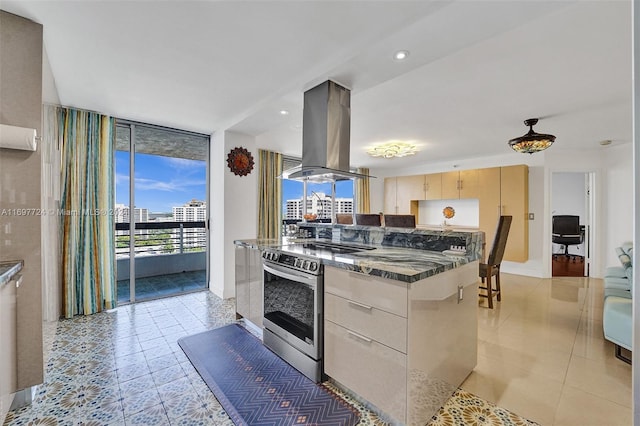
[325,293,407,353]
[325,266,407,317]
[324,320,406,423]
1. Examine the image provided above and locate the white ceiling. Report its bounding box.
[2,0,632,171]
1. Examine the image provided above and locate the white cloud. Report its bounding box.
[134,177,205,192]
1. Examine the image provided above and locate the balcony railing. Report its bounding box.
[115,221,206,257]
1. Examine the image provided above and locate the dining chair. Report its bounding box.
[383,214,416,228]
[355,214,382,226]
[479,215,512,309]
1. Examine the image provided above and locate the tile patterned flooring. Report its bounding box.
[117,270,207,303]
[3,273,632,425]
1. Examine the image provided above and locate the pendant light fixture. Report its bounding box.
[508,118,555,154]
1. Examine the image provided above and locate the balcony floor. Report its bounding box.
[117,270,207,303]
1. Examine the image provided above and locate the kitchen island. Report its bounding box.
[234,225,483,425]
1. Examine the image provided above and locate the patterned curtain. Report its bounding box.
[356,167,371,213]
[58,107,116,318]
[258,149,282,239]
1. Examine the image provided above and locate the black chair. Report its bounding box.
[355,214,382,226]
[479,215,512,309]
[552,215,584,262]
[383,214,416,228]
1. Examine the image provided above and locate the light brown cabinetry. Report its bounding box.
[383,177,397,214]
[424,173,442,200]
[324,263,478,425]
[384,175,426,214]
[499,165,529,262]
[383,165,528,262]
[440,170,479,199]
[477,167,501,255]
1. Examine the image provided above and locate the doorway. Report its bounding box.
[551,172,593,277]
[114,122,210,303]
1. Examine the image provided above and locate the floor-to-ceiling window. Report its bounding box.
[115,122,209,303]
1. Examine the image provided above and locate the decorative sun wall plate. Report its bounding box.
[443,206,456,219]
[227,147,254,176]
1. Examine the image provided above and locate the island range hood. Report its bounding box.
[285,80,370,182]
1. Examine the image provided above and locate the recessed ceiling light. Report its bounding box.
[279,110,289,115]
[394,50,409,61]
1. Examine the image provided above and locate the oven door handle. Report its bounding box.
[263,263,318,287]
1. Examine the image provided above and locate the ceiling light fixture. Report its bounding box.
[279,110,289,115]
[394,50,409,61]
[367,141,418,158]
[508,118,556,154]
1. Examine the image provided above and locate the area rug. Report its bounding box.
[178,323,360,426]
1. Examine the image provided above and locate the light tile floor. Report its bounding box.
[465,273,632,425]
[3,274,631,426]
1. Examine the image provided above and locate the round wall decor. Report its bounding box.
[227,147,254,176]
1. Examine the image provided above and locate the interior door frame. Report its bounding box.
[547,169,599,278]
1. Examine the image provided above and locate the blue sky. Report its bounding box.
[115,152,206,213]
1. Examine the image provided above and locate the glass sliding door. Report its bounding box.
[115,122,209,303]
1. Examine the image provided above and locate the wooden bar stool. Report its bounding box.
[479,215,512,309]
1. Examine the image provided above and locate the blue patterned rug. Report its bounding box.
[178,323,360,426]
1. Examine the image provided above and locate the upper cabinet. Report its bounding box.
[423,173,442,200]
[440,170,479,199]
[383,178,398,214]
[396,175,426,214]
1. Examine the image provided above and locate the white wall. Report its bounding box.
[417,198,479,227]
[209,130,257,299]
[551,172,587,257]
[602,143,634,267]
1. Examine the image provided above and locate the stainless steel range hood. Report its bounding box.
[285,80,370,183]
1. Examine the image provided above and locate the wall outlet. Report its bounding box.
[528,213,535,220]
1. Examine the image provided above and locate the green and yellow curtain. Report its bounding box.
[258,149,282,239]
[356,167,371,213]
[58,107,116,318]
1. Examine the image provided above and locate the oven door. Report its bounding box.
[262,261,322,360]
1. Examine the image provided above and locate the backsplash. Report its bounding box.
[299,223,484,262]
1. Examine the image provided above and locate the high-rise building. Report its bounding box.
[173,199,207,222]
[115,203,149,223]
[284,193,353,220]
[172,199,207,250]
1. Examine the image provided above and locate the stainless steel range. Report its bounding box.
[262,241,372,382]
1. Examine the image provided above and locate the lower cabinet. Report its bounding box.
[234,245,263,328]
[0,276,18,419]
[324,263,478,425]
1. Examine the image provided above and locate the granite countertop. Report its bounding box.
[320,246,471,283]
[0,260,23,286]
[234,238,473,283]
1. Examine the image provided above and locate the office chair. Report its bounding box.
[552,215,584,262]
